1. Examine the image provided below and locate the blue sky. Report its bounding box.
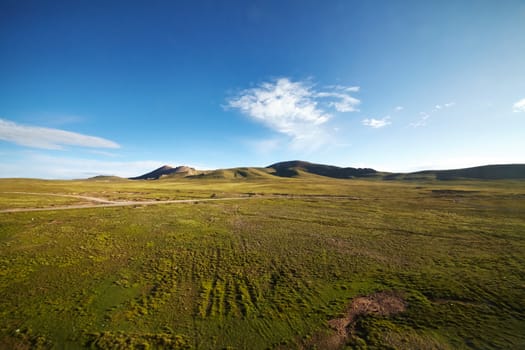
[1,0,524,178]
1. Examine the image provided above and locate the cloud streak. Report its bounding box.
[409,113,430,128]
[0,119,120,150]
[227,78,359,147]
[409,102,455,127]
[513,98,525,113]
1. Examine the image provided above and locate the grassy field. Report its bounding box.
[0,176,524,349]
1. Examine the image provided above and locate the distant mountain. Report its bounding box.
[129,162,525,181]
[385,164,525,181]
[129,161,378,181]
[420,164,525,180]
[130,165,197,180]
[267,160,378,178]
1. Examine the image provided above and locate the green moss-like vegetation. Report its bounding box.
[0,177,524,349]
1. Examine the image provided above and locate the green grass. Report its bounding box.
[0,177,524,349]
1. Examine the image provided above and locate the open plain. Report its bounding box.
[0,175,524,349]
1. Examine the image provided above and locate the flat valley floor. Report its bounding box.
[0,177,524,349]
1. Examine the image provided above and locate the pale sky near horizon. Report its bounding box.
[1,0,524,179]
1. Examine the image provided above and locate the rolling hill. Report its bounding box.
[189,167,275,180]
[87,175,127,181]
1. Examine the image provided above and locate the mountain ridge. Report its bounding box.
[128,161,525,181]
[267,160,377,178]
[129,165,197,180]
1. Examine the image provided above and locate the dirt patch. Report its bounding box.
[351,290,405,317]
[321,291,407,349]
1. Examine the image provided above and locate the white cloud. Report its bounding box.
[227,78,359,147]
[228,78,329,135]
[444,102,455,108]
[362,116,391,128]
[513,98,525,112]
[395,106,404,111]
[0,118,120,150]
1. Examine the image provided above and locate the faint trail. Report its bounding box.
[0,196,253,213]
[0,192,360,213]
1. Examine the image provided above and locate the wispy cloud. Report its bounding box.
[410,102,455,127]
[227,78,359,148]
[409,112,430,128]
[325,85,360,93]
[394,106,404,111]
[0,118,120,150]
[431,102,455,112]
[362,116,391,128]
[316,85,361,112]
[513,98,525,113]
[0,153,180,179]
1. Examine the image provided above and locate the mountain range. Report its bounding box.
[124,161,525,181]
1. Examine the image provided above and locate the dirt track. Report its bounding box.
[0,192,254,213]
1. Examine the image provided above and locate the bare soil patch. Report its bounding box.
[314,291,406,349]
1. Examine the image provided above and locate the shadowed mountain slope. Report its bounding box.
[384,164,525,181]
[431,164,525,180]
[267,160,378,178]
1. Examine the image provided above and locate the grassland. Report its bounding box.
[0,176,524,349]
